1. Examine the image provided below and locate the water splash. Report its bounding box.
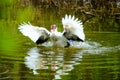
[28,39,120,55]
[79,41,120,54]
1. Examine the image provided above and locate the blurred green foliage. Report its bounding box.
[0,0,119,32]
[16,6,35,22]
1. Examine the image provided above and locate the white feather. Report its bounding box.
[18,23,50,43]
[62,15,85,41]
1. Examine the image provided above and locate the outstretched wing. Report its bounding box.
[18,23,50,44]
[62,15,85,41]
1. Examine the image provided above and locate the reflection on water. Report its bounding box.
[24,46,83,79]
[24,40,120,80]
[0,64,10,79]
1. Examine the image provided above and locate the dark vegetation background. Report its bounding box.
[0,0,120,32]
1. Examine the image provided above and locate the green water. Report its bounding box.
[0,31,120,80]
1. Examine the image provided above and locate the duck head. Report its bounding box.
[51,24,57,32]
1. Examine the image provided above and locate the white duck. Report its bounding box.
[18,15,85,47]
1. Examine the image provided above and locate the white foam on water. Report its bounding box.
[72,40,120,54]
[42,41,53,47]
[40,40,120,54]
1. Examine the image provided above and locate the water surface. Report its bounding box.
[0,32,120,80]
